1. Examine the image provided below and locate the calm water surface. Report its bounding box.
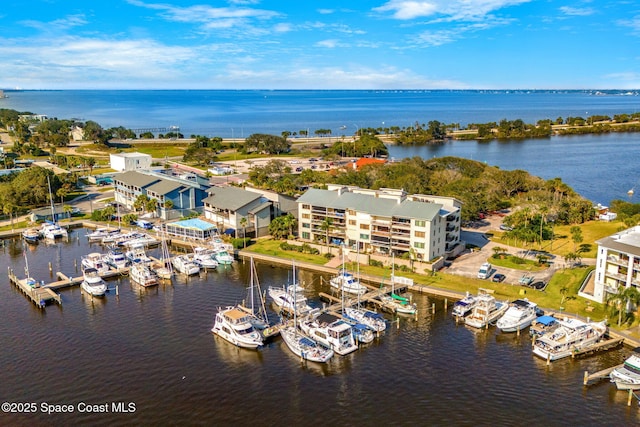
[0,231,637,426]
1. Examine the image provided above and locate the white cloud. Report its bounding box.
[374,0,532,21]
[318,9,335,15]
[315,39,341,48]
[20,14,88,32]
[127,0,281,37]
[618,15,640,34]
[559,6,594,17]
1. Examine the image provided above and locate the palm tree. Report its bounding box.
[282,213,296,238]
[606,286,640,326]
[319,217,334,253]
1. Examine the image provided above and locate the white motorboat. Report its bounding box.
[464,293,509,329]
[496,299,541,332]
[532,318,607,361]
[330,271,367,296]
[129,262,159,287]
[452,292,479,318]
[120,234,159,248]
[280,325,334,363]
[22,228,41,244]
[81,252,110,275]
[299,312,359,356]
[172,254,200,275]
[214,249,234,265]
[610,354,640,390]
[343,307,387,333]
[344,321,375,344]
[125,243,152,265]
[103,247,128,270]
[193,247,218,269]
[86,227,120,242]
[268,262,313,316]
[211,306,263,349]
[81,268,107,297]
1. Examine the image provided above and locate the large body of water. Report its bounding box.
[0,233,637,426]
[2,89,639,205]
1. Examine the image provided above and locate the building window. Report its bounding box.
[302,204,310,210]
[360,234,369,240]
[349,219,357,226]
[302,223,310,228]
[414,242,425,249]
[302,213,310,219]
[302,232,310,239]
[360,224,369,230]
[415,220,426,227]
[414,231,425,238]
[348,209,356,215]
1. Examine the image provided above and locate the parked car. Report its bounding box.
[500,224,513,231]
[492,273,506,283]
[295,166,303,172]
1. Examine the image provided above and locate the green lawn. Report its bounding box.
[491,220,623,259]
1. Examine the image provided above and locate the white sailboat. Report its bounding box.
[280,276,334,363]
[237,257,272,333]
[40,175,68,240]
[268,261,313,316]
[343,244,387,334]
[380,254,417,315]
[153,226,173,280]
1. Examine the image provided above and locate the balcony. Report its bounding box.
[391,228,410,237]
[605,271,628,282]
[372,220,391,227]
[371,229,390,237]
[391,221,411,230]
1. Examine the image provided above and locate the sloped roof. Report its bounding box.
[113,171,161,188]
[355,158,386,170]
[146,180,184,196]
[297,188,442,220]
[248,201,272,215]
[203,186,262,211]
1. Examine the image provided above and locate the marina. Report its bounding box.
[2,227,640,425]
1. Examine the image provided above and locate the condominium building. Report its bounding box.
[590,226,640,303]
[296,185,463,261]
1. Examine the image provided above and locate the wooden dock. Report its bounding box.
[583,363,624,385]
[8,267,62,308]
[572,337,624,359]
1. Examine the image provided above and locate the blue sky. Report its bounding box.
[1,0,638,89]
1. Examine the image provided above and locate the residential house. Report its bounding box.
[113,170,210,220]
[202,186,272,237]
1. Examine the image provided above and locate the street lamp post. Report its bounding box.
[353,124,359,157]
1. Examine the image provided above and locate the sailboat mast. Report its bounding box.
[47,175,56,224]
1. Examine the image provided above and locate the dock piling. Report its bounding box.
[628,389,634,407]
[583,371,589,386]
[444,298,447,310]
[432,303,435,314]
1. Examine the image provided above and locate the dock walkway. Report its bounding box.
[8,267,61,308]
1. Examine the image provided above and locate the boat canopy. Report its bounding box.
[536,315,557,326]
[363,311,384,320]
[300,337,316,347]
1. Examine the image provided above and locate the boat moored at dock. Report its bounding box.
[464,293,508,329]
[299,312,359,355]
[532,318,607,361]
[172,254,200,275]
[496,299,541,333]
[211,306,264,349]
[610,354,640,390]
[81,268,107,297]
[452,292,478,318]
